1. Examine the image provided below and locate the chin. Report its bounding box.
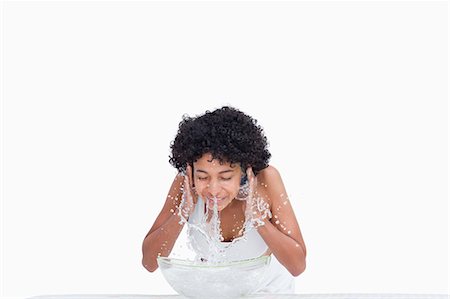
[206,198,231,211]
[207,205,224,211]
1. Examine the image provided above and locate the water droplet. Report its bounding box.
[275,220,280,224]
[287,230,291,234]
[170,209,174,213]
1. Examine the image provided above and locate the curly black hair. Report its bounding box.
[169,106,271,175]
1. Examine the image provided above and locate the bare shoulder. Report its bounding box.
[147,172,185,236]
[257,165,282,182]
[255,165,286,207]
[167,173,185,205]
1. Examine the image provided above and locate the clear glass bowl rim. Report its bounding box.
[157,254,271,269]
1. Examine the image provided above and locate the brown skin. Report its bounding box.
[142,153,307,276]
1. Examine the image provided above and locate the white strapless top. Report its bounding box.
[187,197,295,294]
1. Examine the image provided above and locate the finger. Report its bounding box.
[246,167,254,181]
[244,167,256,204]
[186,164,197,204]
[246,167,257,190]
[183,174,191,197]
[186,164,194,188]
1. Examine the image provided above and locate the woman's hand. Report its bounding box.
[244,167,271,227]
[178,164,197,221]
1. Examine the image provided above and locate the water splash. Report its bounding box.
[174,191,272,265]
[185,196,229,263]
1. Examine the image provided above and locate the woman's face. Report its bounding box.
[192,153,242,211]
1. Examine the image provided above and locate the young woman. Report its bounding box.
[142,106,306,293]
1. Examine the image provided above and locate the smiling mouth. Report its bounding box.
[207,197,225,203]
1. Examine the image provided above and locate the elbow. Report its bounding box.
[142,257,158,273]
[142,237,159,272]
[289,259,306,277]
[290,244,307,277]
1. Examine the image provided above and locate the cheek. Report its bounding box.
[224,181,240,196]
[194,182,207,194]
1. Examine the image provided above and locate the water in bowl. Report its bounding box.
[157,255,271,298]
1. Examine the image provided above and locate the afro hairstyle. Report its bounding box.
[169,106,271,175]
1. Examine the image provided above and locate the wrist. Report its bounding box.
[255,218,271,232]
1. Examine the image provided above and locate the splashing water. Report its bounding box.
[185,196,229,263]
[175,189,272,265]
[158,182,293,298]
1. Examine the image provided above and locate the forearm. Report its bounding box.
[257,218,306,276]
[142,213,185,272]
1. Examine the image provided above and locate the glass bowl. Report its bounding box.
[157,255,271,298]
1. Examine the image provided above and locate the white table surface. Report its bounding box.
[27,294,449,299]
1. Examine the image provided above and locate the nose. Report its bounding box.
[207,180,221,197]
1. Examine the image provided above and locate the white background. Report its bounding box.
[1,1,448,298]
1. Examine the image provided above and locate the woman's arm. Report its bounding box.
[254,166,307,276]
[142,173,194,272]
